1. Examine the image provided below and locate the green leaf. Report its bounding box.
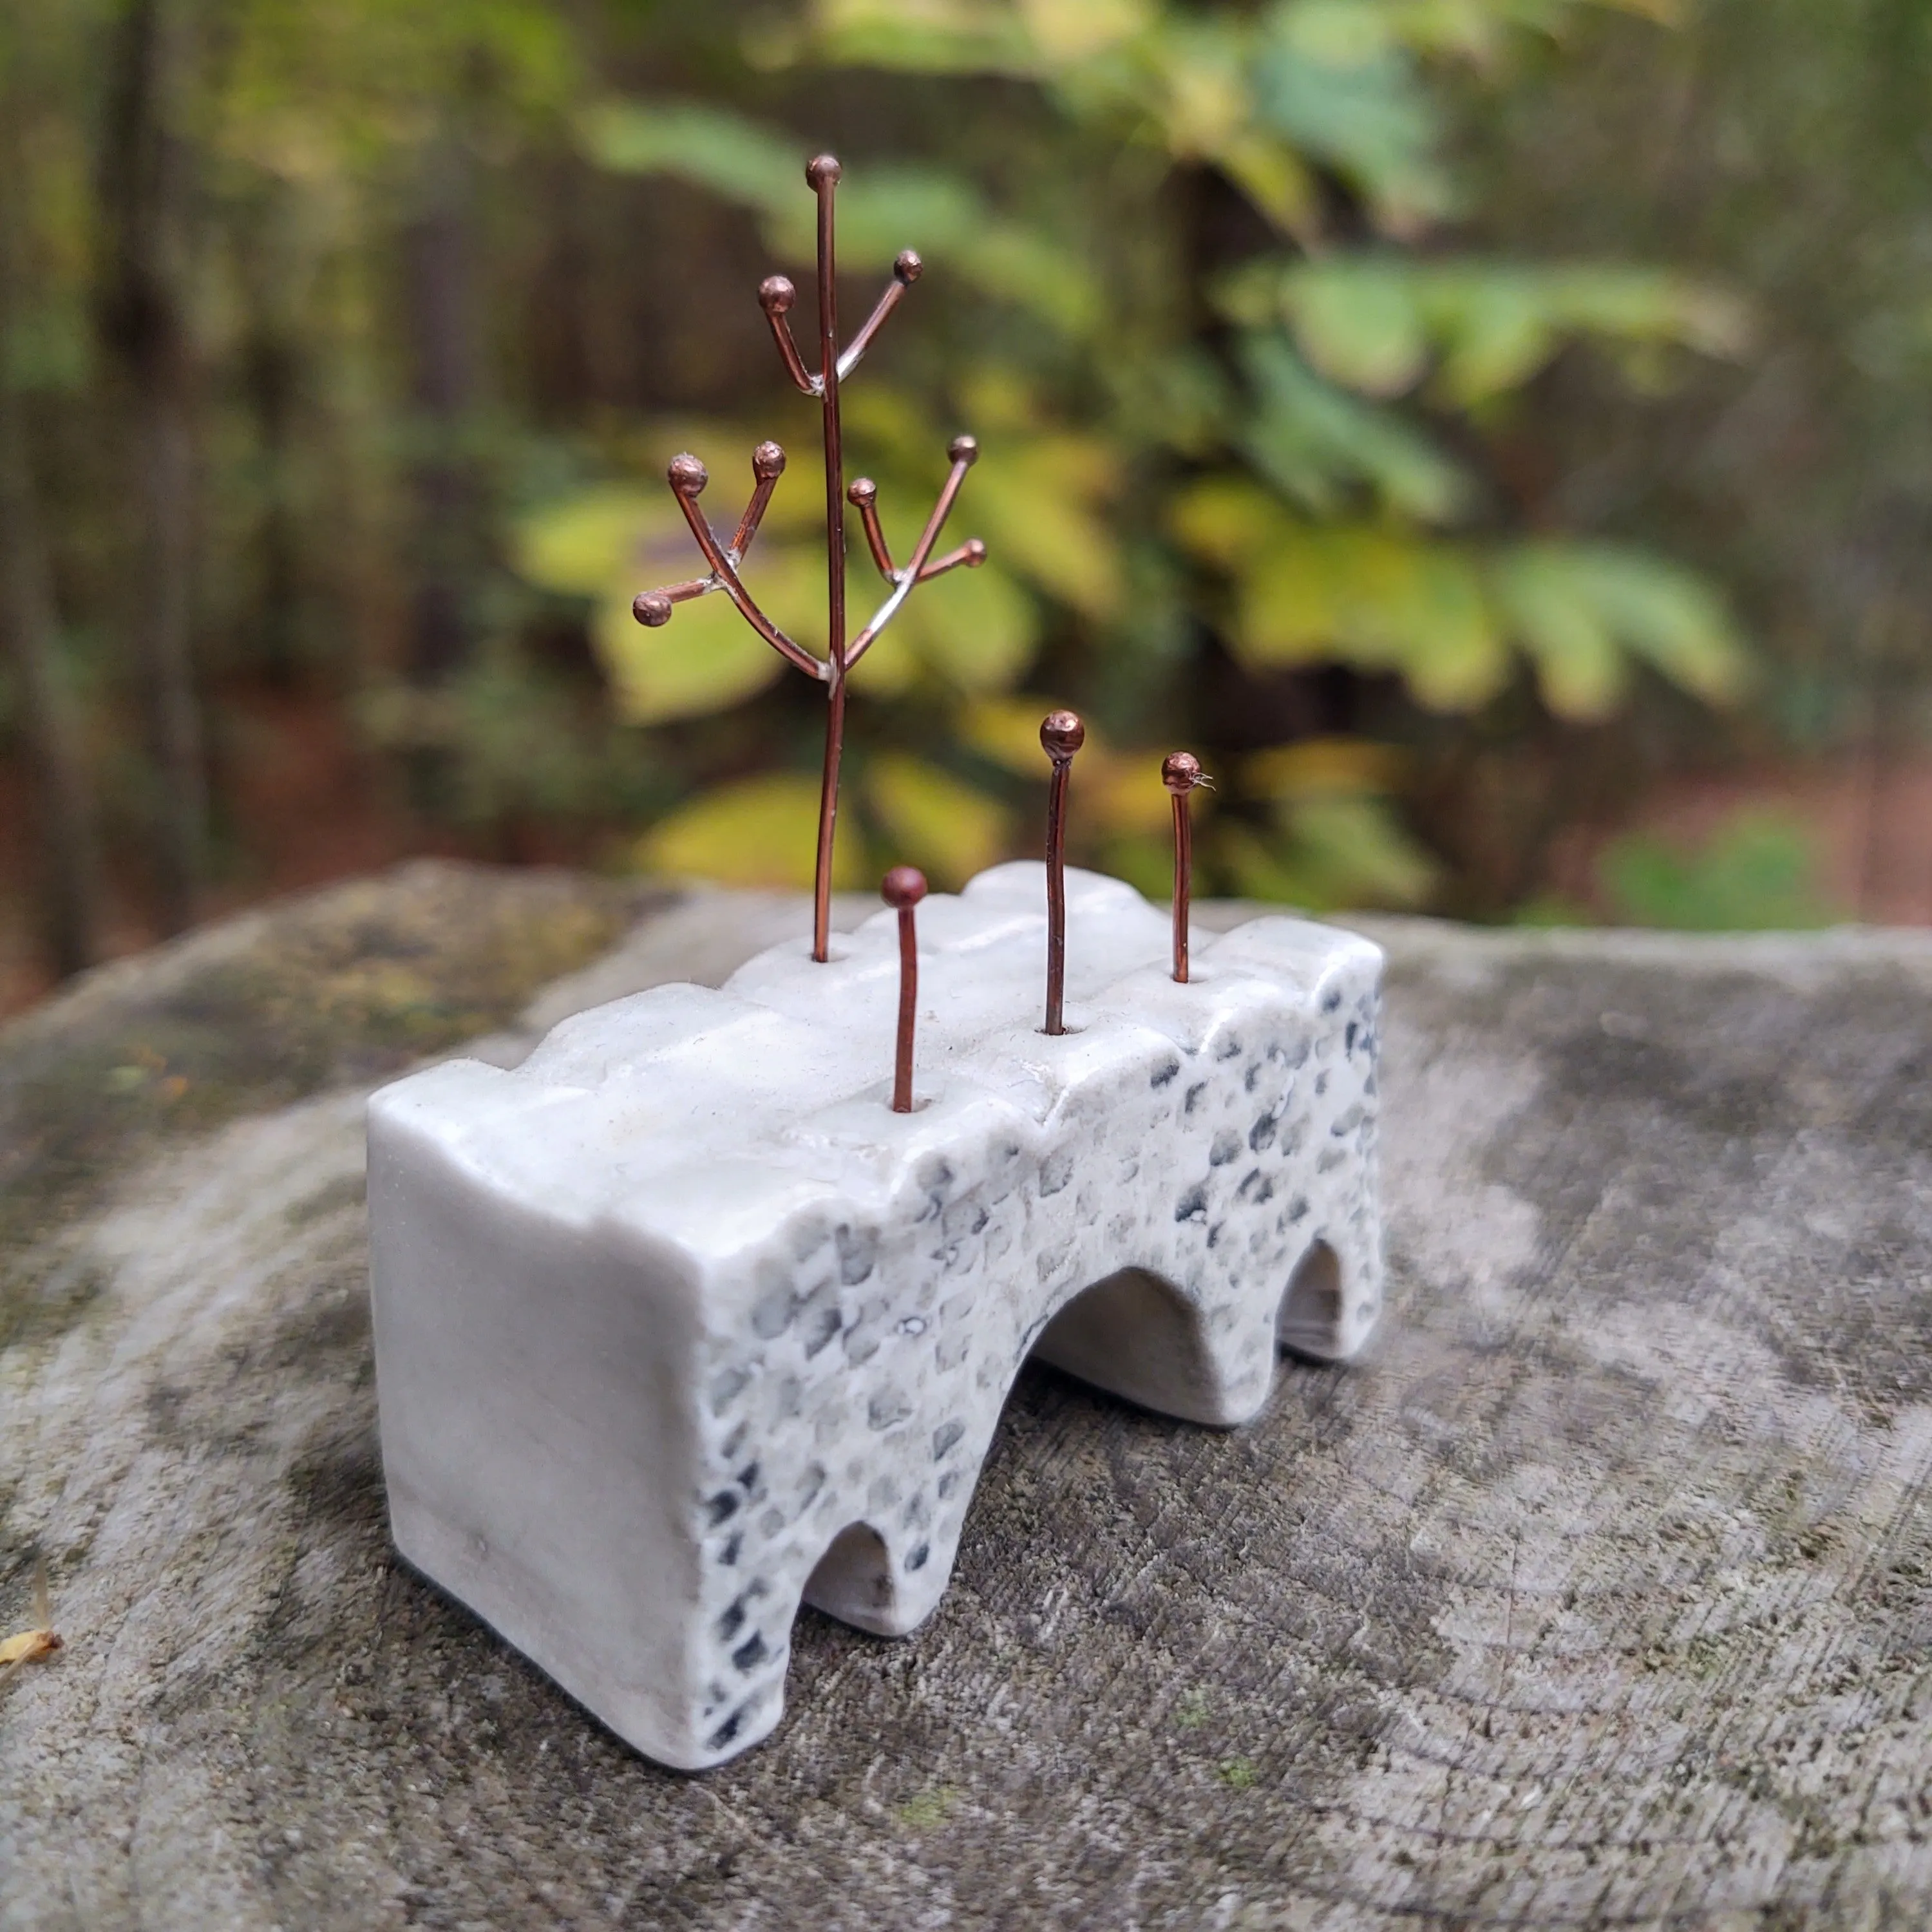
[1276,258,1431,396]
[1493,541,1750,710]
[1218,796,1439,912]
[865,754,1010,886]
[1168,476,1285,569]
[1262,255,1750,404]
[1238,330,1470,520]
[1254,4,1450,231]
[796,0,1042,77]
[639,773,869,889]
[576,100,796,218]
[1486,545,1628,720]
[580,97,1100,335]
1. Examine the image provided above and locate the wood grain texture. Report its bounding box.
[4,871,1931,1931]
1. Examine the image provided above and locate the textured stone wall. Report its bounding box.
[3,866,1930,1928]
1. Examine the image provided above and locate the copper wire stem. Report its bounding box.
[668,483,821,679]
[813,158,846,964]
[849,481,895,580]
[629,157,985,971]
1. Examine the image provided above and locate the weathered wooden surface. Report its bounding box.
[5,864,1931,1930]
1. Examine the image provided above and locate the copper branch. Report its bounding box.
[844,437,983,671]
[658,453,824,681]
[630,445,813,665]
[847,478,895,582]
[838,251,922,382]
[917,538,987,583]
[733,440,788,554]
[759,276,818,396]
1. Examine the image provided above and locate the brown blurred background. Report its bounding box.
[5,0,1929,1018]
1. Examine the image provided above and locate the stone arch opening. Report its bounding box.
[1030,1266,1224,1424]
[801,1521,898,1635]
[1277,1239,1345,1361]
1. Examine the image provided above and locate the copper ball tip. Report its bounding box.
[1162,750,1205,794]
[633,591,674,628]
[668,452,708,495]
[847,476,878,506]
[752,440,787,480]
[1040,709,1085,762]
[961,538,987,565]
[882,865,927,910]
[895,249,923,283]
[806,153,842,189]
[948,433,980,467]
[758,274,795,315]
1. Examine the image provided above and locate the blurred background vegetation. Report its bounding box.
[3,0,1927,1010]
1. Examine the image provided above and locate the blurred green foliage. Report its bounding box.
[0,0,1772,958]
[529,0,1750,896]
[1599,811,1833,932]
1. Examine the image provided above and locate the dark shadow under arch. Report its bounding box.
[1277,1239,1344,1361]
[801,1522,898,1635]
[1030,1267,1226,1425]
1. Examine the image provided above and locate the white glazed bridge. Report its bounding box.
[367,863,1383,1768]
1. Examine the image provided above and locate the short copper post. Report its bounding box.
[1040,710,1084,1035]
[1162,752,1207,983]
[882,866,927,1112]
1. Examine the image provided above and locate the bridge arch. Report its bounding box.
[801,1521,898,1635]
[1029,1266,1227,1424]
[1276,1238,1345,1360]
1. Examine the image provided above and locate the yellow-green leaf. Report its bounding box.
[971,435,1124,619]
[1218,798,1437,913]
[638,773,868,889]
[1232,528,1510,710]
[1168,477,1287,570]
[889,560,1038,692]
[961,694,1075,775]
[1492,540,1750,712]
[1486,547,1627,721]
[513,485,660,595]
[592,589,791,724]
[866,755,1010,887]
[1242,736,1407,799]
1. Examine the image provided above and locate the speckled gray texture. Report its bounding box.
[366,862,1383,1768]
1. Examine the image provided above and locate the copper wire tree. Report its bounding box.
[630,153,987,963]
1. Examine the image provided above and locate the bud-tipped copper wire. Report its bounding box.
[1162,751,1208,983]
[882,866,927,1112]
[1040,710,1085,1035]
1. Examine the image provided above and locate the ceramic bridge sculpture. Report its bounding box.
[367,863,1384,1768]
